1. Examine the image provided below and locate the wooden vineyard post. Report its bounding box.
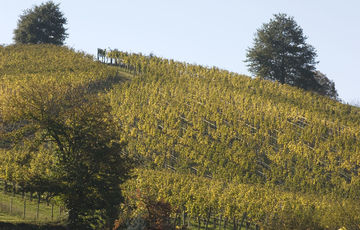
[245,221,250,230]
[218,215,222,230]
[239,212,247,230]
[182,210,186,226]
[197,216,201,230]
[205,208,211,230]
[187,214,190,228]
[213,216,217,229]
[233,216,237,230]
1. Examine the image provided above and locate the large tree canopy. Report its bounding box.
[13,1,68,45]
[245,13,320,91]
[1,80,130,229]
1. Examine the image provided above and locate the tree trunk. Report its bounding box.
[68,208,82,229]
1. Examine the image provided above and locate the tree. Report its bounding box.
[13,1,68,45]
[313,71,338,100]
[245,13,319,91]
[1,80,130,229]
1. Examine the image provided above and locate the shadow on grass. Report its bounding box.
[0,222,66,230]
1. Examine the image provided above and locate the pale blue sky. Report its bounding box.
[1,0,359,104]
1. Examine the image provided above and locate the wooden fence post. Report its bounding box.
[36,194,40,220]
[51,203,54,220]
[10,197,13,214]
[23,198,26,219]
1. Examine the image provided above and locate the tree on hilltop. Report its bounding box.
[245,13,321,91]
[313,71,338,100]
[13,1,68,45]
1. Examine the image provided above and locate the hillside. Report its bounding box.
[0,45,359,229]
[106,50,360,195]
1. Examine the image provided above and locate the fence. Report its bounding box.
[0,188,65,222]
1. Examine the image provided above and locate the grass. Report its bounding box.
[0,212,22,222]
[0,191,66,223]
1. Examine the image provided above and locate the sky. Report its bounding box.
[1,0,360,104]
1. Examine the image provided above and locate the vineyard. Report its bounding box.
[0,45,359,229]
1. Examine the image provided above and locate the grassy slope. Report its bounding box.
[0,191,65,222]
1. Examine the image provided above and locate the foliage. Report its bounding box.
[245,13,321,92]
[0,45,131,229]
[313,71,339,100]
[104,48,359,227]
[105,49,360,200]
[13,1,68,45]
[122,169,360,230]
[124,191,174,230]
[114,189,174,230]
